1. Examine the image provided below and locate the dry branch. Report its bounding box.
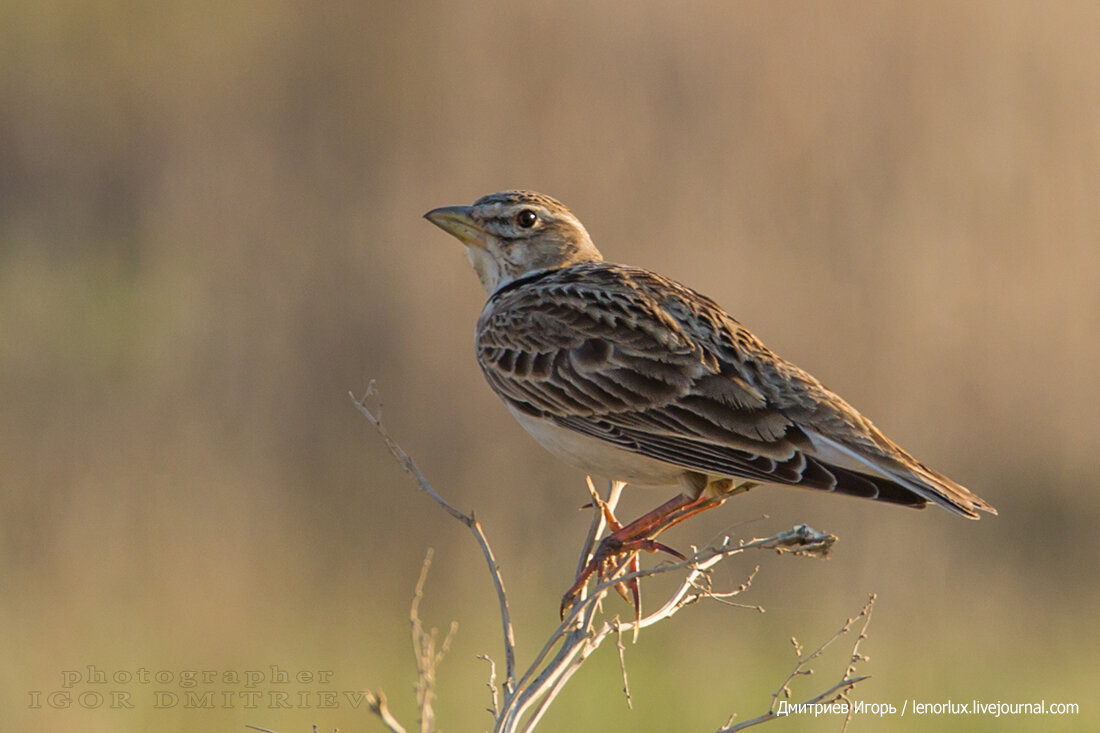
[353,383,516,693]
[720,593,876,731]
[354,384,874,733]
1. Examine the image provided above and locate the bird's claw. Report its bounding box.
[559,534,687,621]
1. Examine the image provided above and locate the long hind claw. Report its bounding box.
[560,490,731,620]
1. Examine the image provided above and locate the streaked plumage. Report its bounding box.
[426,190,995,519]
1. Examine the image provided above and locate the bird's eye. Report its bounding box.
[516,209,538,228]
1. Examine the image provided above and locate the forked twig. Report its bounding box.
[410,549,458,733]
[362,689,408,733]
[498,523,840,731]
[363,550,458,733]
[356,382,872,733]
[353,384,516,694]
[720,593,876,731]
[477,654,500,718]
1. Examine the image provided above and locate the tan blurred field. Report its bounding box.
[2,1,1098,731]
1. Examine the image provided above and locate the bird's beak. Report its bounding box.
[424,205,488,250]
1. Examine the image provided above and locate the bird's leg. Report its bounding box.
[598,498,625,532]
[590,500,646,610]
[561,487,737,620]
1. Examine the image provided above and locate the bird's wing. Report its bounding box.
[477,264,995,518]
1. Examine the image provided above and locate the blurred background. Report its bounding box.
[2,1,1098,731]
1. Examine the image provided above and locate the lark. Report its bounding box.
[426,190,995,613]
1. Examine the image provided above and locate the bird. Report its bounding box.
[425,190,996,614]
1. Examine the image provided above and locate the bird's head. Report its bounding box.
[425,190,603,293]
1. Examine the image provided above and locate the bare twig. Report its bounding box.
[575,477,626,580]
[409,549,458,733]
[686,565,763,612]
[356,381,870,733]
[363,689,408,733]
[497,521,840,732]
[719,594,877,731]
[838,593,876,732]
[363,551,458,733]
[613,617,632,710]
[757,522,837,557]
[352,385,517,693]
[477,654,500,718]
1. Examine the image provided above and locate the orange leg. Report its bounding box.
[561,491,731,619]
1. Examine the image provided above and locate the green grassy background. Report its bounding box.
[2,1,1097,730]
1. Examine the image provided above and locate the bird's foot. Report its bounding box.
[560,489,732,621]
[560,532,688,622]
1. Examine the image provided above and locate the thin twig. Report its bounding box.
[719,594,877,731]
[363,690,408,733]
[410,551,433,733]
[353,385,517,694]
[477,654,500,718]
[356,382,866,733]
[613,617,632,710]
[574,478,625,579]
[410,549,458,733]
[685,565,763,611]
[839,593,876,733]
[498,522,839,731]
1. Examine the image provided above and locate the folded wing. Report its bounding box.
[477,264,996,518]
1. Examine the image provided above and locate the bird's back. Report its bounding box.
[475,262,996,518]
